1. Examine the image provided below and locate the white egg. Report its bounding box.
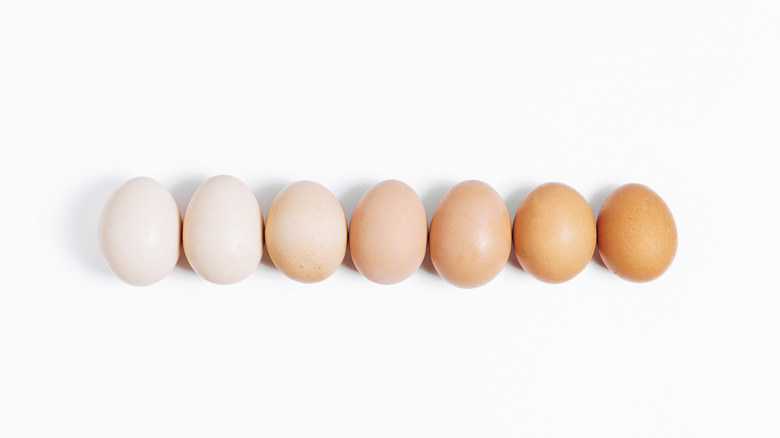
[99,177,181,286]
[183,175,263,284]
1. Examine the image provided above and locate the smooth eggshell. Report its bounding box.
[265,181,347,283]
[429,180,512,288]
[183,175,263,284]
[99,177,181,286]
[597,183,677,282]
[513,182,596,283]
[349,179,428,284]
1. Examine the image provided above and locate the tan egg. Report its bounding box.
[597,183,677,282]
[183,175,263,285]
[349,180,428,284]
[429,180,511,288]
[99,177,181,286]
[265,181,347,283]
[513,182,596,283]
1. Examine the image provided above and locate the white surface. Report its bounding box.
[1,0,778,436]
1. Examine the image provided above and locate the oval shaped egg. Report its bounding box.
[99,177,181,286]
[349,180,428,284]
[429,180,511,288]
[183,175,262,284]
[513,182,596,283]
[597,183,677,282]
[265,181,347,283]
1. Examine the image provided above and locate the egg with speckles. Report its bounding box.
[265,181,347,283]
[597,183,677,282]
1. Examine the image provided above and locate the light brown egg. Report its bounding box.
[265,181,347,283]
[429,180,511,288]
[513,182,596,283]
[99,177,181,286]
[349,180,428,284]
[183,175,263,285]
[597,183,677,282]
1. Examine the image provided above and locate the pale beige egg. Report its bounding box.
[99,177,181,286]
[265,181,347,283]
[183,175,263,285]
[349,180,428,284]
[429,180,512,288]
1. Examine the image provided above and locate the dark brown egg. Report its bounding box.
[597,183,677,282]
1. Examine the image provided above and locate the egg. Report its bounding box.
[512,182,596,283]
[349,180,428,284]
[429,180,511,288]
[99,177,181,286]
[597,183,677,282]
[183,175,263,284]
[265,181,347,283]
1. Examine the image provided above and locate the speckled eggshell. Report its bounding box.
[99,177,181,286]
[349,179,428,284]
[265,181,347,283]
[183,175,263,285]
[513,182,596,283]
[429,180,512,288]
[597,183,677,282]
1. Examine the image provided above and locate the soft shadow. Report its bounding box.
[176,248,195,273]
[504,184,534,224]
[421,182,453,226]
[70,176,127,277]
[255,181,287,220]
[342,243,358,272]
[170,176,208,275]
[255,181,287,271]
[420,243,438,277]
[419,183,453,278]
[589,185,615,222]
[589,185,616,270]
[503,184,534,273]
[259,245,277,270]
[170,176,206,216]
[338,181,373,223]
[338,182,373,274]
[507,250,524,271]
[591,245,607,269]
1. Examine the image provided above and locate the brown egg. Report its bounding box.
[597,183,677,282]
[513,182,596,283]
[429,180,512,288]
[349,180,428,284]
[265,181,347,283]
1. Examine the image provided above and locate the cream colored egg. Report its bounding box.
[349,179,428,284]
[265,181,347,283]
[99,177,181,286]
[183,175,263,284]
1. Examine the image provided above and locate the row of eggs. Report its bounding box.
[99,176,677,287]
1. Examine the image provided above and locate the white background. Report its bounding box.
[1,0,779,436]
